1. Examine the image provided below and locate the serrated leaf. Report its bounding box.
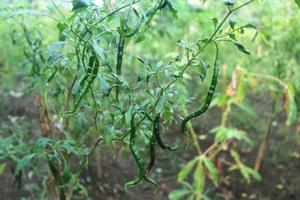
[215,127,253,145]
[177,159,198,183]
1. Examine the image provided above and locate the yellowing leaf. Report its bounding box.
[286,84,297,125]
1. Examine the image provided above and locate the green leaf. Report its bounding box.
[241,166,261,183]
[244,23,257,29]
[169,189,191,200]
[201,156,218,185]
[199,60,208,81]
[193,161,205,200]
[57,23,69,41]
[218,127,253,145]
[134,34,146,43]
[91,40,106,60]
[16,154,36,174]
[98,74,111,96]
[47,53,65,66]
[56,140,78,154]
[34,137,52,149]
[62,167,73,184]
[295,0,300,9]
[233,42,251,55]
[230,150,261,183]
[156,95,167,114]
[168,1,178,18]
[124,108,133,125]
[212,17,218,29]
[229,19,237,29]
[72,0,91,11]
[177,159,198,183]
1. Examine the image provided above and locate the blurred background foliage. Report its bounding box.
[0,0,299,199]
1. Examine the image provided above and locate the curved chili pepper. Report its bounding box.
[154,114,178,151]
[125,113,146,192]
[146,132,156,174]
[181,43,220,134]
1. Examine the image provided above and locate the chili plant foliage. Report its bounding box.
[2,0,296,199]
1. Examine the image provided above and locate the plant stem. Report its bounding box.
[254,96,276,171]
[183,108,202,155]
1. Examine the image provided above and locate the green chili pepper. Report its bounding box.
[154,114,178,151]
[158,0,169,9]
[181,43,220,134]
[125,113,146,192]
[144,175,158,192]
[145,0,169,25]
[125,17,144,38]
[146,132,156,174]
[115,35,125,101]
[67,56,100,114]
[79,55,96,87]
[47,66,57,83]
[144,129,158,190]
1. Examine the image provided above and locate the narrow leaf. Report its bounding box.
[169,189,191,200]
[16,154,36,174]
[177,159,198,182]
[201,156,218,185]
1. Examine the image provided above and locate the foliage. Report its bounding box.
[0,0,299,199]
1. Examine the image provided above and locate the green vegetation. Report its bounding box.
[0,0,299,199]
